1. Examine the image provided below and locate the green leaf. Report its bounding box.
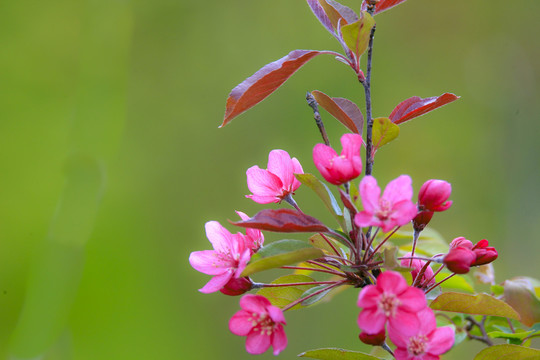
[309,234,349,258]
[299,348,382,360]
[435,272,475,293]
[473,344,540,360]
[503,278,540,327]
[430,292,521,320]
[372,117,400,151]
[488,330,534,342]
[241,240,324,276]
[300,285,333,306]
[256,275,316,310]
[295,173,346,229]
[492,284,505,296]
[340,12,375,60]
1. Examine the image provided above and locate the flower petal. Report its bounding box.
[205,221,234,254]
[390,200,418,227]
[240,294,272,313]
[290,157,304,191]
[340,133,363,159]
[199,271,233,293]
[354,211,375,228]
[271,325,288,355]
[189,250,231,275]
[267,149,295,190]
[245,330,271,355]
[383,175,413,205]
[246,166,283,200]
[377,271,408,295]
[388,309,420,337]
[229,310,254,336]
[357,285,381,308]
[398,287,427,312]
[357,308,386,334]
[359,175,380,213]
[427,326,455,355]
[268,305,286,325]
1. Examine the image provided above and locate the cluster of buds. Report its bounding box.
[443,237,498,274]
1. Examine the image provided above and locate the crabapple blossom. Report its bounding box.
[359,330,386,346]
[354,175,418,232]
[443,246,476,274]
[229,294,287,355]
[220,276,253,296]
[313,133,363,185]
[236,211,264,253]
[471,239,498,266]
[388,307,454,360]
[189,221,251,293]
[357,271,427,336]
[246,149,303,204]
[400,253,435,288]
[444,237,498,274]
[418,179,452,212]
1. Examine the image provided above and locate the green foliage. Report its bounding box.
[430,292,521,320]
[473,344,540,359]
[340,12,376,60]
[503,278,540,327]
[299,348,382,360]
[257,275,316,310]
[371,117,400,151]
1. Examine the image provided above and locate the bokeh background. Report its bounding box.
[1,0,539,359]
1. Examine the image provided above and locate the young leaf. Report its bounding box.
[241,240,324,276]
[372,117,400,150]
[221,50,337,127]
[299,348,382,360]
[361,0,409,15]
[430,292,521,320]
[340,12,375,61]
[503,278,540,327]
[300,285,333,306]
[326,1,358,24]
[311,90,364,134]
[473,344,540,360]
[306,0,336,36]
[256,274,316,310]
[295,173,346,229]
[309,234,348,258]
[389,93,460,125]
[231,208,329,233]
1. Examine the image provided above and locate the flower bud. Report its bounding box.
[359,330,386,346]
[313,134,363,185]
[449,236,473,250]
[412,210,434,231]
[471,239,498,266]
[220,277,253,296]
[443,247,476,274]
[418,179,452,212]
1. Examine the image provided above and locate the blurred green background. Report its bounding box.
[1,0,539,359]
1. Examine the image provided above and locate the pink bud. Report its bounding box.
[220,277,253,296]
[418,179,452,212]
[313,133,363,185]
[449,236,473,250]
[412,210,434,231]
[443,247,476,274]
[472,239,498,266]
[359,330,386,346]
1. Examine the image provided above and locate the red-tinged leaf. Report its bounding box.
[503,278,540,327]
[326,1,358,24]
[372,117,399,151]
[307,0,335,35]
[340,12,375,60]
[311,90,364,134]
[430,292,521,320]
[221,50,335,127]
[231,209,329,233]
[361,0,409,15]
[389,93,460,125]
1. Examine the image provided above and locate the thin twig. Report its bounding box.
[465,316,494,346]
[306,92,330,146]
[282,280,348,311]
[280,265,346,277]
[362,22,376,176]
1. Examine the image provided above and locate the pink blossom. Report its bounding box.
[443,246,476,274]
[357,271,427,336]
[229,294,287,355]
[313,133,363,185]
[354,175,418,232]
[389,307,454,360]
[418,179,453,212]
[246,149,303,204]
[236,211,264,253]
[471,239,498,266]
[400,253,435,288]
[189,221,251,293]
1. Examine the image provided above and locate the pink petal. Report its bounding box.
[388,309,420,337]
[357,285,381,308]
[267,149,295,190]
[205,221,234,254]
[398,287,427,312]
[271,325,288,355]
[331,156,356,182]
[236,211,250,221]
[290,157,304,191]
[387,326,409,348]
[427,326,455,355]
[359,175,380,213]
[416,308,437,335]
[354,211,375,228]
[199,271,233,293]
[377,271,408,295]
[340,133,363,159]
[382,175,413,205]
[245,330,271,355]
[357,308,387,334]
[246,166,283,199]
[235,249,252,277]
[379,219,398,233]
[268,305,286,324]
[313,144,337,181]
[390,200,418,227]
[189,250,231,275]
[393,348,410,360]
[229,310,254,336]
[246,194,280,204]
[240,294,272,313]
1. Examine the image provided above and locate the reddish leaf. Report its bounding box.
[311,90,364,134]
[221,50,336,127]
[326,0,358,24]
[361,0,409,15]
[389,93,460,125]
[231,209,329,233]
[306,0,335,36]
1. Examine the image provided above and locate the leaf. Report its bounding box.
[300,285,333,306]
[231,208,329,233]
[311,91,364,134]
[309,234,348,258]
[241,239,324,276]
[361,0,409,15]
[299,348,382,360]
[295,173,346,229]
[326,1,358,24]
[430,292,521,320]
[503,278,540,327]
[372,117,400,150]
[256,274,316,310]
[435,272,475,293]
[473,344,540,360]
[340,12,375,60]
[306,0,335,36]
[389,93,460,125]
[221,50,336,127]
[488,330,535,342]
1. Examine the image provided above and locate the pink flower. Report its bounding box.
[354,175,418,232]
[313,133,363,185]
[229,294,287,355]
[357,271,427,336]
[236,211,264,253]
[189,221,251,293]
[418,179,453,212]
[400,253,435,288]
[471,239,498,266]
[246,149,303,204]
[443,246,476,274]
[389,307,454,360]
